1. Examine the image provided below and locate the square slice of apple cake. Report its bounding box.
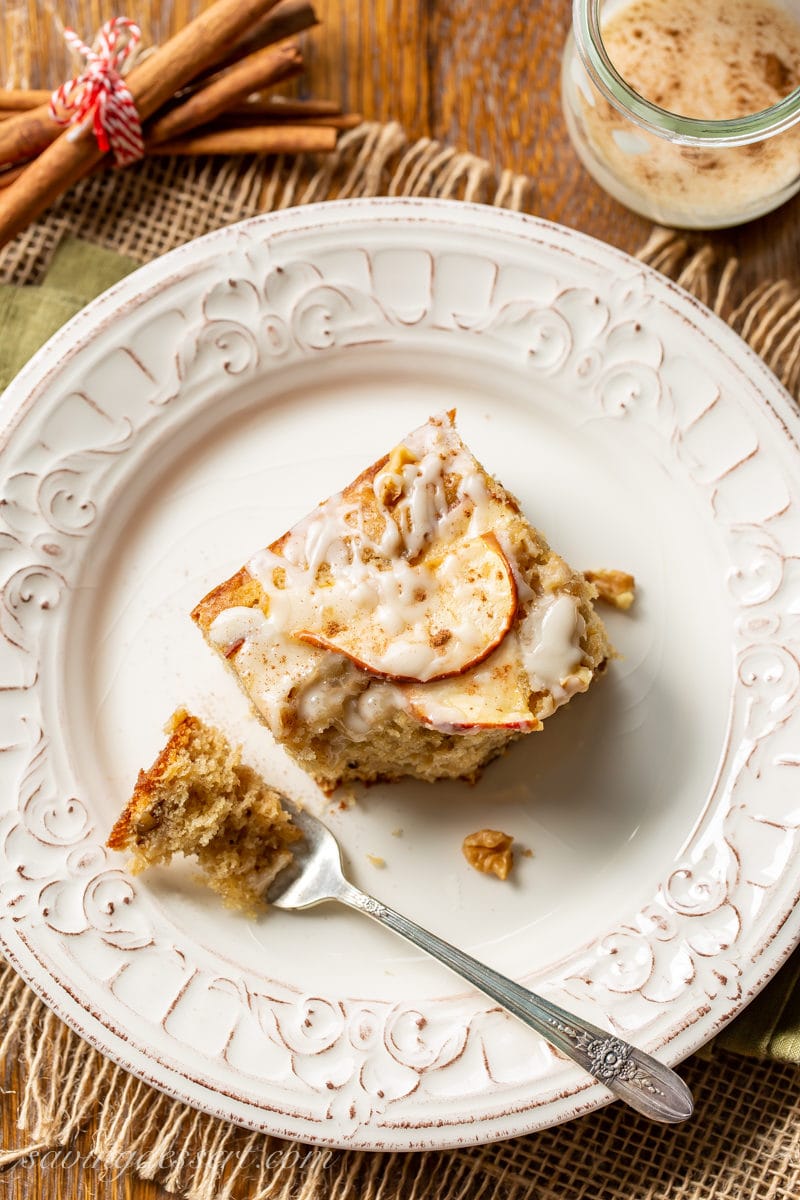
[192,412,610,793]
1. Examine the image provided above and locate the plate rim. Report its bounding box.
[1,196,799,1150]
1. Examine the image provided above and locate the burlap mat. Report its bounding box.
[1,122,799,1199]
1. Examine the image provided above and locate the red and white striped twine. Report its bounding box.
[49,17,145,168]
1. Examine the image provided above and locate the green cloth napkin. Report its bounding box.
[0,237,138,391]
[714,948,800,1060]
[1,236,798,1063]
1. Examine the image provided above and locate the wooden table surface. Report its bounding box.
[1,1,798,1196]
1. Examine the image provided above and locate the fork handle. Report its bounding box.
[338,882,693,1123]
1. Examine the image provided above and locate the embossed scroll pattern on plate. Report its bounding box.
[0,205,798,1147]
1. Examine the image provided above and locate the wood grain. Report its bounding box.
[285,0,432,132]
[3,0,794,291]
[1,1,799,1196]
[431,0,800,290]
[431,0,653,243]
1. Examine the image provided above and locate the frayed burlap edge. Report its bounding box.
[2,957,800,1200]
[636,227,800,399]
[0,120,533,288]
[1,122,799,1200]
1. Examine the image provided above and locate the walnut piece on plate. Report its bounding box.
[585,568,636,611]
[462,829,514,880]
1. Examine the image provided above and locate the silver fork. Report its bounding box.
[268,799,694,1123]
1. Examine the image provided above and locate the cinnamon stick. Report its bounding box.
[0,0,286,247]
[234,96,342,117]
[210,0,319,73]
[149,124,337,156]
[0,165,25,189]
[0,0,306,170]
[147,42,304,144]
[225,96,361,129]
[224,110,362,130]
[266,112,361,130]
[0,108,59,168]
[127,0,289,121]
[0,89,51,110]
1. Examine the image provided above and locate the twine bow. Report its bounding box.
[49,18,145,167]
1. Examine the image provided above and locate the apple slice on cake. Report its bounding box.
[294,532,518,682]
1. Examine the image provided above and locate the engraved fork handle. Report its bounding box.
[337,881,693,1123]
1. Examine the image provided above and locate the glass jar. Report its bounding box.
[561,0,800,229]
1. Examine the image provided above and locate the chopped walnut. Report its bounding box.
[376,475,402,507]
[585,568,636,611]
[386,444,417,473]
[134,803,163,836]
[462,829,514,881]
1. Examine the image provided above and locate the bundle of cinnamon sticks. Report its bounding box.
[0,0,359,249]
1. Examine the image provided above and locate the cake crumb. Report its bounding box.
[331,785,358,813]
[367,854,386,868]
[585,568,636,611]
[521,847,534,858]
[391,827,404,838]
[462,829,514,880]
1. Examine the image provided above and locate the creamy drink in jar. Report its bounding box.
[562,0,800,227]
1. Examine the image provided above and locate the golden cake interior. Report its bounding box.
[192,412,611,794]
[107,710,301,915]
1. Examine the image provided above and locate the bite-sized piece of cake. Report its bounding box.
[192,412,611,793]
[107,710,301,915]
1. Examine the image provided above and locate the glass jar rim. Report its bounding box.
[573,0,800,147]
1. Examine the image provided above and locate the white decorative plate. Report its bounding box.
[1,199,799,1150]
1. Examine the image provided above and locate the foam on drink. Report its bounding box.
[570,0,800,226]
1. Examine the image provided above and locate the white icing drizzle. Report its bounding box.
[340,682,406,739]
[209,603,327,730]
[208,414,592,736]
[518,593,587,705]
[296,662,367,728]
